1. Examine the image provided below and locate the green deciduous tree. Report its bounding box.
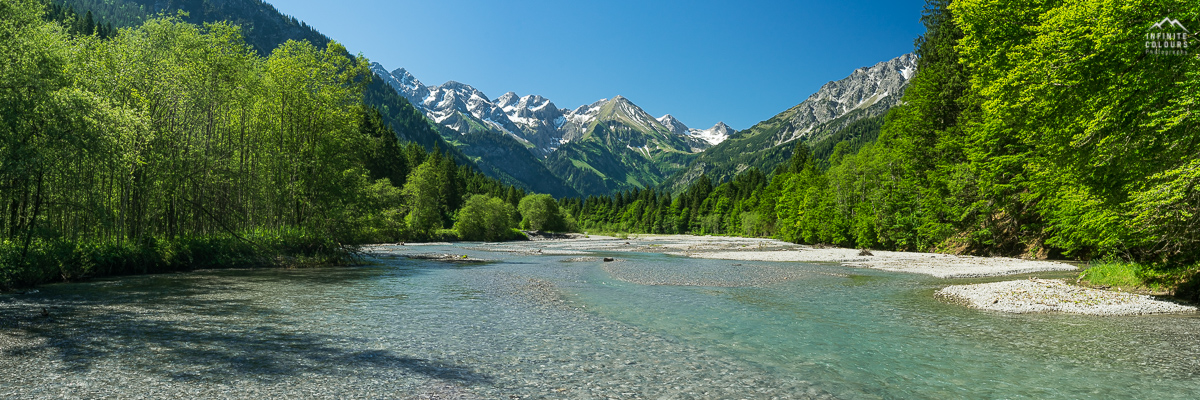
[518,194,566,232]
[455,194,516,241]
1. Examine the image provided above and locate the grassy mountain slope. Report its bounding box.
[547,97,698,196]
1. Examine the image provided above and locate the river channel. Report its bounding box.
[3,239,1199,398]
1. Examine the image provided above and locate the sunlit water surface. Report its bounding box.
[2,242,1199,399]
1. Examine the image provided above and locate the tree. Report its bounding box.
[455,195,516,241]
[518,194,566,232]
[402,161,444,237]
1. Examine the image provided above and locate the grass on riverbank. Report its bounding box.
[0,229,353,291]
[1078,260,1200,302]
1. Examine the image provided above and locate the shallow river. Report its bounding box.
[2,241,1199,399]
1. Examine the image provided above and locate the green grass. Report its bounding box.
[1079,260,1149,289]
[1079,260,1200,300]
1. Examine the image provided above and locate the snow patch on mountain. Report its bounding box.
[688,122,734,146]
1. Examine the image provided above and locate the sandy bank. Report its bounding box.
[937,279,1197,315]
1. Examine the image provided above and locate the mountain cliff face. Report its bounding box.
[661,53,918,192]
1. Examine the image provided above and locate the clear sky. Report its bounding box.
[268,0,928,131]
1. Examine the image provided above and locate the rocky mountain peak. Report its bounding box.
[780,53,917,142]
[657,114,690,137]
[687,122,735,146]
[495,91,521,108]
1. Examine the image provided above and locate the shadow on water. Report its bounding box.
[0,263,493,385]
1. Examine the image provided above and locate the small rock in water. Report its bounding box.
[603,257,615,262]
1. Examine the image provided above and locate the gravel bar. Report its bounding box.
[937,279,1198,315]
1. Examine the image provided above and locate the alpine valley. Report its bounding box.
[49,0,919,199]
[372,53,917,197]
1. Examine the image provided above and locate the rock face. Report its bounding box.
[779,53,917,142]
[660,53,918,192]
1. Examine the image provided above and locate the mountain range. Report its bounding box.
[373,53,917,196]
[371,64,743,196]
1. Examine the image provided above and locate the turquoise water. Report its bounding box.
[2,242,1199,398]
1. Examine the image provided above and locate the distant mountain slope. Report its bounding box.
[661,53,917,192]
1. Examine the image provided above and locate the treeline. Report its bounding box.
[42,1,118,38]
[567,0,1200,293]
[0,0,538,289]
[561,166,776,236]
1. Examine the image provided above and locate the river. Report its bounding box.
[2,239,1199,398]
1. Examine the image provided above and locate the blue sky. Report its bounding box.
[270,0,928,131]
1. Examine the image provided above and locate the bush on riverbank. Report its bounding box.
[0,230,350,290]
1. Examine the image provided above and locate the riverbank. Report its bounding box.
[434,234,1199,315]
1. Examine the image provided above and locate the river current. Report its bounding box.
[2,240,1198,398]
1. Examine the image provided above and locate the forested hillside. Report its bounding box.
[0,0,544,289]
[46,0,487,179]
[565,0,1200,297]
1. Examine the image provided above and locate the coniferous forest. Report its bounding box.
[3,0,1199,298]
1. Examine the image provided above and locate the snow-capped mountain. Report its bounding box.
[370,62,716,157]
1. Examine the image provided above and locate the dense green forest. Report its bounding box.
[565,0,1200,297]
[0,0,550,289]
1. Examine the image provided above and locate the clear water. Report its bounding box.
[2,242,1199,399]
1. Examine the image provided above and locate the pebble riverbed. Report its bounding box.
[4,237,1200,398]
[938,278,1197,315]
